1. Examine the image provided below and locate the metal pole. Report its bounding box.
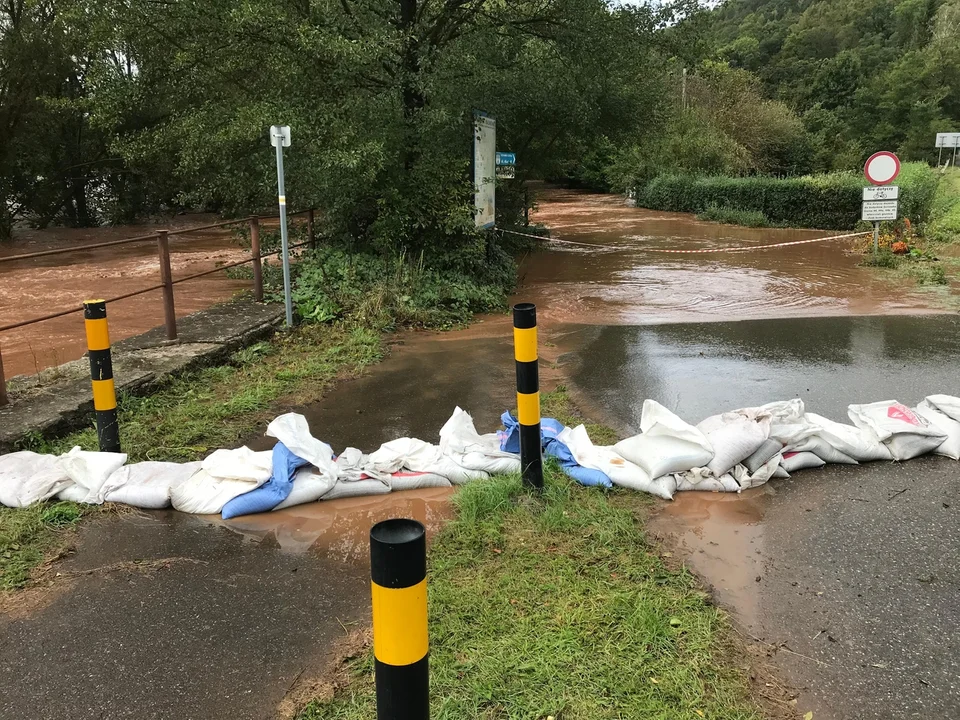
[371,518,429,720]
[874,221,880,258]
[682,67,687,110]
[250,217,263,302]
[84,300,121,453]
[953,143,958,169]
[275,141,294,327]
[0,343,8,406]
[938,145,944,168]
[307,208,316,249]
[156,230,177,340]
[513,302,543,490]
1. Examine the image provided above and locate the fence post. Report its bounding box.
[157,230,177,340]
[250,217,264,302]
[0,343,8,407]
[84,300,121,453]
[513,302,543,490]
[307,208,316,249]
[371,518,429,720]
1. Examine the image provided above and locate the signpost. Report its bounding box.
[496,151,516,180]
[936,132,960,168]
[270,125,294,328]
[863,151,901,258]
[474,112,496,229]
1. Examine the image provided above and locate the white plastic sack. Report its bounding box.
[697,412,769,477]
[0,452,71,508]
[321,478,391,501]
[848,401,946,461]
[558,425,676,500]
[389,472,452,491]
[439,407,521,475]
[273,466,339,510]
[732,454,783,490]
[915,401,960,460]
[336,448,374,481]
[266,413,338,479]
[925,394,960,422]
[674,467,741,493]
[613,400,714,479]
[57,447,128,504]
[803,413,892,462]
[743,439,782,474]
[780,451,826,473]
[201,447,273,482]
[102,461,202,509]
[171,469,267,515]
[787,436,858,465]
[368,438,487,484]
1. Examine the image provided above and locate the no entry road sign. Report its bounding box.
[864,151,900,186]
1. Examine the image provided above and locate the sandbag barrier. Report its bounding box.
[2,396,960,515]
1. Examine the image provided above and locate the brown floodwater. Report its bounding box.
[0,217,255,378]
[523,188,951,326]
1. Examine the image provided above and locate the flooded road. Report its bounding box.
[0,218,255,377]
[524,189,952,325]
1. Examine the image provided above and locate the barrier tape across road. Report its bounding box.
[498,227,871,254]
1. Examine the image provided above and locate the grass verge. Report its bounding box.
[298,466,761,720]
[697,205,772,228]
[0,502,94,590]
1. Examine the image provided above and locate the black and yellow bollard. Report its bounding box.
[84,300,121,453]
[370,518,429,720]
[513,302,543,489]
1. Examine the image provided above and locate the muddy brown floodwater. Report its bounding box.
[0,217,254,377]
[524,188,953,326]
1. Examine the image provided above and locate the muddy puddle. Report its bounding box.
[204,488,454,562]
[0,217,267,377]
[523,188,952,326]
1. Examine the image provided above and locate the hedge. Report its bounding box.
[639,162,939,230]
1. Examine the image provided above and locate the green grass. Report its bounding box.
[928,168,960,244]
[0,502,92,589]
[697,205,771,228]
[298,465,760,720]
[18,323,384,462]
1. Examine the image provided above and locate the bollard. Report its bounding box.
[370,518,429,720]
[250,217,264,302]
[84,300,121,453]
[0,343,7,406]
[513,303,543,489]
[157,230,178,340]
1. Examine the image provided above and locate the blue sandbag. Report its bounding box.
[500,411,612,488]
[221,442,310,519]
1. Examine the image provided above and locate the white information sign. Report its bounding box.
[863,185,899,201]
[270,125,291,148]
[473,113,496,229]
[936,133,960,148]
[862,200,899,222]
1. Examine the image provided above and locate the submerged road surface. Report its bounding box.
[2,187,958,719]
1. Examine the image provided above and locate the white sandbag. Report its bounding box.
[915,401,960,460]
[803,413,892,462]
[755,399,805,424]
[848,401,947,461]
[266,413,338,478]
[101,461,202,509]
[675,467,741,493]
[0,452,71,508]
[787,436,858,465]
[925,394,960,422]
[389,472,452,491]
[201,447,273,482]
[439,407,521,475]
[558,425,676,500]
[772,465,790,479]
[171,469,264,515]
[271,466,338,510]
[336,448,374,481]
[780,451,826,473]
[57,447,128,505]
[613,400,714,479]
[743,439,782,474]
[733,454,783,490]
[321,478,391,501]
[696,412,769,477]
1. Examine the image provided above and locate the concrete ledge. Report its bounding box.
[0,300,284,452]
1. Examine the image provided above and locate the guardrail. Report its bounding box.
[0,209,316,406]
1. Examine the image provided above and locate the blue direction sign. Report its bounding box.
[496,152,516,166]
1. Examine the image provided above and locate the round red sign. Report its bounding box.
[864,151,901,186]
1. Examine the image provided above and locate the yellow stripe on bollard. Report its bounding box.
[91,379,117,411]
[513,326,538,363]
[372,579,429,667]
[517,391,540,426]
[84,317,111,351]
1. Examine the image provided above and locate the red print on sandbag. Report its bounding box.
[888,404,921,426]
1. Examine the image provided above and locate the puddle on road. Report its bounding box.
[523,188,952,326]
[203,488,454,563]
[649,489,773,626]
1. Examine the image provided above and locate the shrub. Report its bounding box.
[697,205,770,227]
